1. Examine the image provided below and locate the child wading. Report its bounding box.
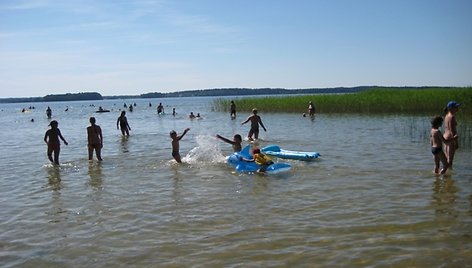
[430,115,455,174]
[44,120,68,164]
[170,128,190,163]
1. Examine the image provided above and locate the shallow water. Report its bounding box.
[1,97,471,267]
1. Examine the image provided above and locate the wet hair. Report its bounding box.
[431,115,443,128]
[169,130,176,136]
[90,117,96,124]
[121,111,126,115]
[234,134,242,141]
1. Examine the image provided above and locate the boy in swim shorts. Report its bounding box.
[241,108,267,141]
[170,128,190,163]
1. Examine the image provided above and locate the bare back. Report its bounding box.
[87,125,102,145]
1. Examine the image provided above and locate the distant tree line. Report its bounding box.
[0,86,461,103]
[0,92,103,103]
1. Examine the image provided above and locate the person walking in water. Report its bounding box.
[443,101,460,168]
[230,100,236,119]
[46,106,52,119]
[170,128,190,163]
[87,117,103,161]
[308,101,315,117]
[44,120,68,165]
[157,103,164,114]
[116,111,131,136]
[241,108,267,141]
[430,115,452,174]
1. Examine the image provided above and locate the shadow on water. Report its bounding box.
[47,165,62,191]
[121,136,129,153]
[88,162,103,189]
[432,176,458,218]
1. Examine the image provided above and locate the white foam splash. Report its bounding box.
[183,135,227,164]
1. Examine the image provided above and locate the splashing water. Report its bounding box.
[183,135,227,165]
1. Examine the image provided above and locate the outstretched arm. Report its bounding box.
[178,128,190,140]
[241,116,250,125]
[216,134,235,145]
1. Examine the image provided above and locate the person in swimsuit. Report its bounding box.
[230,100,236,119]
[46,106,52,119]
[87,117,103,161]
[241,108,266,141]
[308,101,316,117]
[430,115,450,174]
[116,111,131,136]
[216,134,242,152]
[170,128,190,163]
[44,120,68,164]
[240,148,274,173]
[157,103,164,114]
[443,101,460,168]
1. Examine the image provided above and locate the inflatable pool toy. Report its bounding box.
[227,145,291,174]
[261,145,320,161]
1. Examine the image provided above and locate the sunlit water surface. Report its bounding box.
[1,97,471,267]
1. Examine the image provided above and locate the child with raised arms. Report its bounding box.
[170,128,190,163]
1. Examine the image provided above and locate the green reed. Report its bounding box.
[212,87,472,117]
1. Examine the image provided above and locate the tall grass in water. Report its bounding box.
[212,87,471,116]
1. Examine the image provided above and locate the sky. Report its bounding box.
[0,0,471,98]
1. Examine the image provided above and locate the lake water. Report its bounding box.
[1,97,471,267]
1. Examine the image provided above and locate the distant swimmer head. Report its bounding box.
[89,117,96,124]
[252,108,258,114]
[121,111,126,115]
[169,130,177,137]
[49,120,58,126]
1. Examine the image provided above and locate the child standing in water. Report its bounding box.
[170,128,190,163]
[87,117,103,161]
[116,111,131,136]
[241,108,267,141]
[44,120,68,164]
[216,134,242,152]
[430,115,455,174]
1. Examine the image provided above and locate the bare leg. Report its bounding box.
[96,147,103,161]
[433,155,440,174]
[439,152,448,174]
[47,146,54,163]
[88,145,94,160]
[53,147,60,165]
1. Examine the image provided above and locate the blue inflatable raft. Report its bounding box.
[261,145,320,161]
[227,145,291,174]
